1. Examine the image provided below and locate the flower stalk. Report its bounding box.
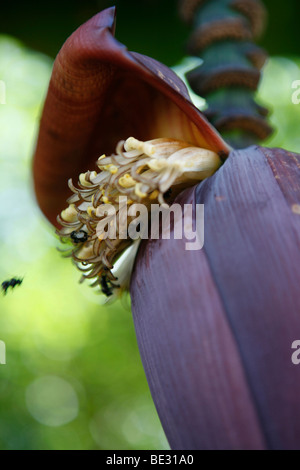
[178,0,273,147]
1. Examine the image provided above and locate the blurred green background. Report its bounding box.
[0,0,299,450]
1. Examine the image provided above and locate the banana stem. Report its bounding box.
[178,0,273,148]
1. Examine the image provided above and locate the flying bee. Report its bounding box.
[70,230,88,244]
[1,278,23,295]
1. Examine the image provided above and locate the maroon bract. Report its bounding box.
[33,7,229,227]
[131,146,300,449]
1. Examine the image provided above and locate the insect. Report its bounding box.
[70,230,88,244]
[100,275,114,297]
[1,278,23,295]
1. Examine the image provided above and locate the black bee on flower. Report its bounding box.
[70,230,88,244]
[100,275,114,297]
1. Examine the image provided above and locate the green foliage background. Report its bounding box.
[0,0,299,450]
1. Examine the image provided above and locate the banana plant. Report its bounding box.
[33,4,300,450]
